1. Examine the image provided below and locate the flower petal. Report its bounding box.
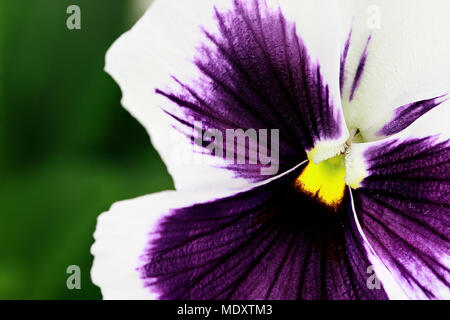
[346,103,450,299]
[91,188,242,299]
[339,0,450,141]
[375,94,449,138]
[136,167,387,300]
[105,0,351,188]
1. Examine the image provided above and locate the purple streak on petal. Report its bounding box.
[140,166,388,300]
[378,95,449,136]
[340,30,352,94]
[156,0,343,180]
[355,137,450,298]
[349,36,371,101]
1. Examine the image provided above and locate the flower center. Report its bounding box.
[295,154,346,208]
[295,128,362,208]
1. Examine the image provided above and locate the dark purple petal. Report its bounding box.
[354,137,450,299]
[140,167,388,300]
[378,95,449,137]
[157,0,344,181]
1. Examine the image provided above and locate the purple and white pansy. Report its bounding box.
[91,0,450,300]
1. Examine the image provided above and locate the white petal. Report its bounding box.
[339,0,450,141]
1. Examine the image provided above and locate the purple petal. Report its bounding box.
[157,0,345,180]
[140,167,388,300]
[354,137,450,299]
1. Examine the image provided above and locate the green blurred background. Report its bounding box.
[0,0,173,299]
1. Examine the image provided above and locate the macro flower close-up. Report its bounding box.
[91,0,450,300]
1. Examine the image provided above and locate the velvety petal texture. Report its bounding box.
[346,104,450,299]
[140,166,387,299]
[158,0,351,174]
[91,189,246,299]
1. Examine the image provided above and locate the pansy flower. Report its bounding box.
[91,0,450,299]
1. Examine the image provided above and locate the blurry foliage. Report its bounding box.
[0,0,171,299]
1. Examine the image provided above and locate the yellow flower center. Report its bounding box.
[295,153,347,208]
